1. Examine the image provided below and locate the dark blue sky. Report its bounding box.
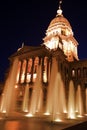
[0,0,87,81]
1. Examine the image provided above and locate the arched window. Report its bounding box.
[61,29,66,36]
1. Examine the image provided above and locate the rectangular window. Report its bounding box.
[83,67,87,78]
[72,69,75,77]
[20,60,27,83]
[43,57,48,83]
[77,68,81,77]
[26,59,32,83]
[16,61,21,83]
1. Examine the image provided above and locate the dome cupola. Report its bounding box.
[43,0,79,62]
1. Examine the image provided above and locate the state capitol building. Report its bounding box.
[1,1,87,114]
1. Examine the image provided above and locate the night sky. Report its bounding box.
[0,0,87,81]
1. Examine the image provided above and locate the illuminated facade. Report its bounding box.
[6,2,87,113]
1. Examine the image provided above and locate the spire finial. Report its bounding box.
[59,0,62,9]
[57,0,63,16]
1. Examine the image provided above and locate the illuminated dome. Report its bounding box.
[47,15,72,35]
[46,3,73,37]
[43,1,79,62]
[49,16,71,28]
